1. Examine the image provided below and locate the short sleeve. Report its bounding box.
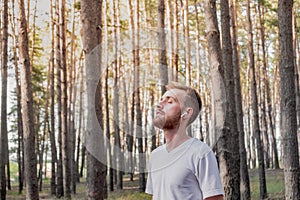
[145,163,153,194]
[197,151,224,199]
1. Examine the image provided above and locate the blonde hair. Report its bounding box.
[166,82,202,125]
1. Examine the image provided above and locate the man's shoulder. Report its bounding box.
[189,138,213,158]
[150,144,166,155]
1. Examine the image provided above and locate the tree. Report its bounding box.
[0,0,8,198]
[10,0,24,193]
[80,0,107,199]
[204,0,241,198]
[220,0,240,198]
[112,0,123,190]
[158,0,168,93]
[59,0,71,198]
[49,0,57,195]
[18,0,39,199]
[278,0,300,199]
[230,0,250,198]
[247,0,267,198]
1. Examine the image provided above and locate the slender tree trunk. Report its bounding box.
[49,0,57,195]
[112,0,123,189]
[278,0,300,199]
[59,0,71,198]
[158,0,168,93]
[135,0,146,192]
[173,0,179,81]
[128,0,135,182]
[220,0,240,198]
[257,1,271,169]
[247,0,267,198]
[230,0,251,198]
[182,0,191,85]
[18,0,39,198]
[11,6,25,192]
[0,0,8,198]
[55,0,64,196]
[76,56,84,183]
[102,1,113,191]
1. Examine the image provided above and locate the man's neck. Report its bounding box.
[164,127,190,152]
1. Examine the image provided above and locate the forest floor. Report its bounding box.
[7,168,284,199]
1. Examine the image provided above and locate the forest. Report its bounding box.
[0,0,300,199]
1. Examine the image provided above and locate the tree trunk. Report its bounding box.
[182,0,191,85]
[18,0,39,199]
[278,0,300,199]
[59,0,71,198]
[11,1,25,190]
[112,0,123,190]
[220,0,240,198]
[128,0,136,182]
[230,0,251,198]
[81,0,107,199]
[158,0,168,93]
[247,0,267,198]
[135,0,146,192]
[0,0,8,198]
[49,0,57,195]
[55,0,64,196]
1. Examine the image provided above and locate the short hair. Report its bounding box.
[166,82,202,125]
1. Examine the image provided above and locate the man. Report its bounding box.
[146,82,224,200]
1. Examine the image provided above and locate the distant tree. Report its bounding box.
[1,0,8,198]
[158,0,168,93]
[230,0,250,198]
[49,0,57,195]
[247,0,267,198]
[10,0,24,193]
[55,0,64,197]
[59,0,71,198]
[278,0,300,199]
[18,0,39,199]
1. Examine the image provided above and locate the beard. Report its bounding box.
[153,111,181,130]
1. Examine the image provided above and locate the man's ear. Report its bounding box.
[182,108,193,119]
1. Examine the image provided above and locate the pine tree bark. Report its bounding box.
[0,0,8,198]
[55,0,64,196]
[127,0,136,182]
[81,0,107,199]
[220,0,240,198]
[112,0,123,189]
[135,0,146,192]
[59,0,71,198]
[158,0,168,93]
[230,0,251,198]
[11,1,25,190]
[49,0,57,195]
[247,0,267,198]
[278,0,300,199]
[18,0,39,199]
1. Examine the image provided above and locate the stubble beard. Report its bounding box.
[153,111,181,130]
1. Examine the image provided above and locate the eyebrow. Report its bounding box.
[161,95,178,102]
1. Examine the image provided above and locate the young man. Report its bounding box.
[146,82,224,200]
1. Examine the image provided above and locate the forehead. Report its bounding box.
[162,89,187,104]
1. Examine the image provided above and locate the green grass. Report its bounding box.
[249,169,285,199]
[6,167,284,199]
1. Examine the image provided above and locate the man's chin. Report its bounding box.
[152,119,165,129]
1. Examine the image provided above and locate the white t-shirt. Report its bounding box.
[146,138,224,200]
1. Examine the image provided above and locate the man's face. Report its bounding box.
[153,89,186,130]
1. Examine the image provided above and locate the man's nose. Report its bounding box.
[156,100,164,109]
